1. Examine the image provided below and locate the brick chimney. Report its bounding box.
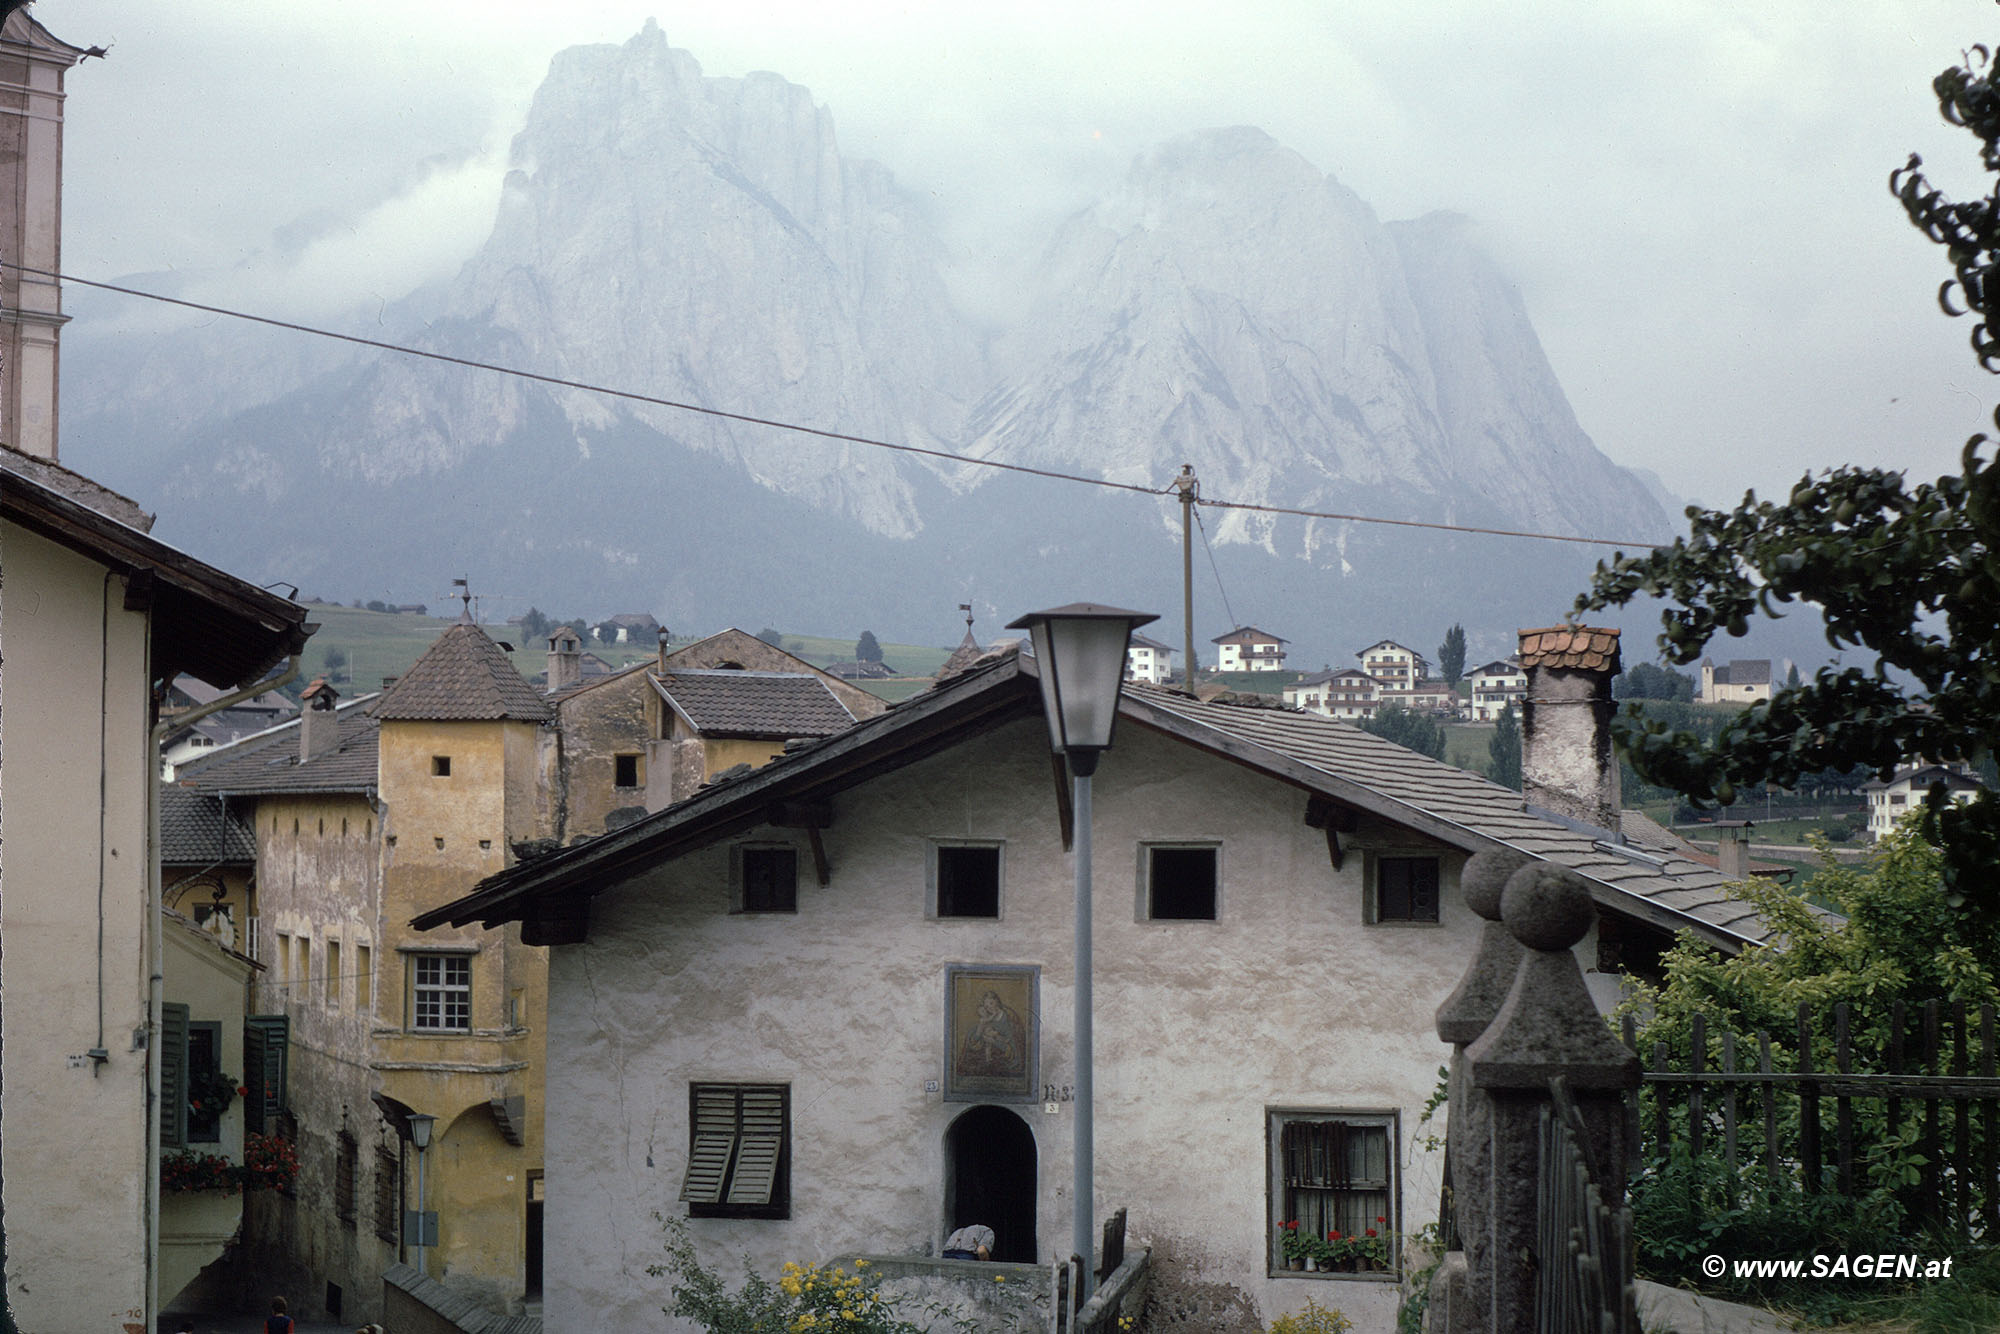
[547,627,581,692]
[1517,625,1622,831]
[299,678,341,761]
[1714,821,1752,880]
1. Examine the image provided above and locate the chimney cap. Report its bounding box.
[1517,625,1621,672]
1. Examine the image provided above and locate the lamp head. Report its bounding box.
[407,1111,436,1151]
[1006,602,1159,775]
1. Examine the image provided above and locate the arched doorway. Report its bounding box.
[944,1105,1037,1263]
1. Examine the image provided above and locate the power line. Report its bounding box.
[1192,503,1239,630]
[27,263,1668,552]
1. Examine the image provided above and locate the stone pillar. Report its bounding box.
[1426,848,1530,1333]
[1715,820,1752,880]
[1517,626,1622,830]
[1463,863,1640,1332]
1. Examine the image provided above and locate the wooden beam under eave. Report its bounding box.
[806,827,831,887]
[1303,794,1361,871]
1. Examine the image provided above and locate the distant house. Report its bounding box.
[1406,680,1460,717]
[1126,633,1174,685]
[825,659,897,680]
[1864,764,1985,842]
[1467,659,1526,722]
[603,612,663,644]
[1211,626,1288,672]
[1283,668,1378,720]
[1356,641,1426,697]
[1699,658,1782,704]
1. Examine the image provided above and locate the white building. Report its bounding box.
[1283,668,1379,720]
[1699,658,1788,704]
[1211,626,1288,672]
[1126,633,1174,685]
[419,641,1770,1333]
[1356,641,1426,696]
[1467,659,1526,722]
[1863,765,1984,842]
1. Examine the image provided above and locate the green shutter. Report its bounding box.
[680,1086,740,1204]
[160,1003,189,1149]
[725,1089,786,1207]
[243,1014,289,1133]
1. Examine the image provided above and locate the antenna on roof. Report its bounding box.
[452,577,472,624]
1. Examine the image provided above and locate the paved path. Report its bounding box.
[1636,1280,1802,1333]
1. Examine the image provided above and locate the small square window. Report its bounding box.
[432,756,451,777]
[1145,845,1218,920]
[682,1083,789,1219]
[934,844,1001,918]
[614,753,643,788]
[735,846,798,913]
[1372,856,1440,924]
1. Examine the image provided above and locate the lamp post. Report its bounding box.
[1006,602,1157,1299]
[407,1112,436,1276]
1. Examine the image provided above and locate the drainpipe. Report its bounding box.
[147,654,301,1327]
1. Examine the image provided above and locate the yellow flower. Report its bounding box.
[855,1258,870,1269]
[993,1274,1007,1283]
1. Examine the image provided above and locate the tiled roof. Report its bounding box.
[425,652,1779,951]
[160,785,257,864]
[938,630,987,680]
[179,701,380,795]
[373,623,550,722]
[1518,626,1621,672]
[1212,626,1286,645]
[1713,659,1772,686]
[654,670,857,739]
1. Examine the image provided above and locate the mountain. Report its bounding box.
[61,22,1675,667]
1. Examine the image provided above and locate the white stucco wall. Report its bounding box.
[542,716,1480,1332]
[1,526,155,1331]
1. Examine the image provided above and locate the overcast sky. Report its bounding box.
[46,1,2000,514]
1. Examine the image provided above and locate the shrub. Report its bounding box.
[1266,1296,1355,1334]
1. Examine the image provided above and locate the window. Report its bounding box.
[243,1014,289,1135]
[614,753,643,788]
[1269,1110,1397,1275]
[336,1132,358,1225]
[326,940,342,1009]
[681,1083,789,1219]
[276,932,292,987]
[411,954,472,1032]
[1144,844,1219,920]
[933,843,1001,918]
[432,755,451,777]
[356,945,372,1016]
[1370,855,1440,924]
[375,1145,401,1243]
[186,1021,223,1142]
[733,845,798,913]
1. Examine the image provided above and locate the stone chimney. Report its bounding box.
[1517,625,1622,830]
[299,678,341,761]
[547,627,581,692]
[1714,821,1752,880]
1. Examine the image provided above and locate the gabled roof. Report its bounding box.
[373,622,550,722]
[1357,639,1418,656]
[417,650,1775,952]
[1711,659,1772,686]
[938,629,987,680]
[1128,633,1172,653]
[161,786,258,865]
[2,446,313,688]
[179,698,381,796]
[653,670,857,740]
[1469,658,1522,678]
[1862,765,1985,793]
[1212,626,1286,645]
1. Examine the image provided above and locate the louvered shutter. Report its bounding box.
[679,1085,740,1204]
[160,1003,189,1148]
[243,1014,289,1133]
[725,1088,785,1207]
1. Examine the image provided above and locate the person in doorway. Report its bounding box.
[943,1223,994,1261]
[265,1296,294,1334]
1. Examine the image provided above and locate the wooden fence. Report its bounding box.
[1626,999,2000,1236]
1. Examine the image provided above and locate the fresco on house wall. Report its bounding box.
[945,965,1037,1101]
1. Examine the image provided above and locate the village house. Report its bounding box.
[1125,632,1174,685]
[1404,679,1461,717]
[416,622,1770,1333]
[1863,764,1986,842]
[1356,640,1426,697]
[1466,658,1526,722]
[1211,625,1289,672]
[1282,667,1379,720]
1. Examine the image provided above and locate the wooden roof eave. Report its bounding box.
[413,655,1039,932]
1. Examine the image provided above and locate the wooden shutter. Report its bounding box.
[679,1085,740,1204]
[243,1014,289,1133]
[725,1088,785,1206]
[160,1002,189,1149]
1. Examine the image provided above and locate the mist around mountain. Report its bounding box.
[63,20,1686,668]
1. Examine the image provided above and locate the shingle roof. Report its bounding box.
[1713,659,1772,687]
[938,630,987,680]
[654,670,857,739]
[373,623,550,722]
[1518,626,1621,672]
[179,701,380,795]
[1212,626,1286,645]
[160,786,257,864]
[423,651,1779,951]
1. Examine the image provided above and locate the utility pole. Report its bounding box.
[1173,465,1197,690]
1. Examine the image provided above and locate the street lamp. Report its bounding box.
[1006,602,1157,1298]
[407,1112,437,1276]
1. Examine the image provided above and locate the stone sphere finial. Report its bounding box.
[1461,849,1532,922]
[1500,863,1595,952]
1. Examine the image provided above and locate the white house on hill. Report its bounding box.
[1126,633,1174,685]
[1211,626,1288,672]
[419,628,1770,1333]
